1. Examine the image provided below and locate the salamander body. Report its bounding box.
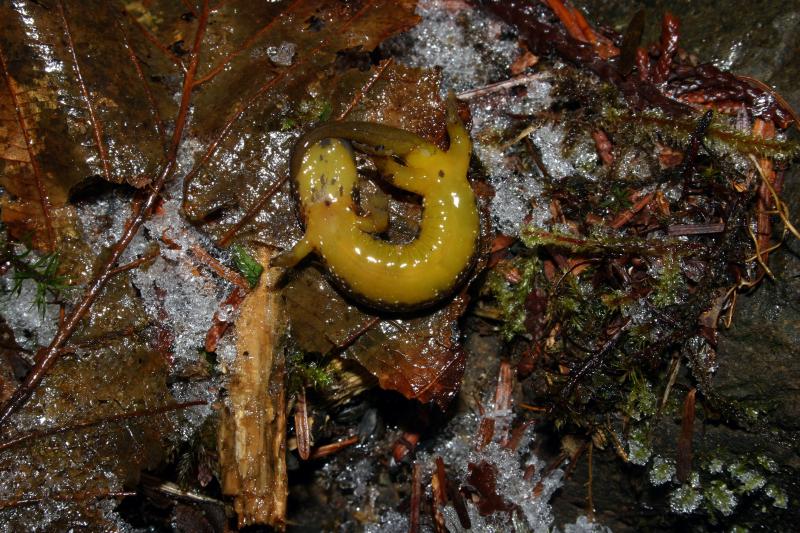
[275,103,479,311]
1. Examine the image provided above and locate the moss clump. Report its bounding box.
[649,456,676,486]
[650,252,685,308]
[728,462,767,494]
[483,255,543,340]
[624,373,657,421]
[670,484,703,514]
[287,351,335,393]
[627,425,652,465]
[0,232,68,316]
[765,485,788,509]
[705,480,737,516]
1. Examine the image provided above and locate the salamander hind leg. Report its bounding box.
[354,182,389,233]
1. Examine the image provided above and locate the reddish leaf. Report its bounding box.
[465,460,516,516]
[286,266,467,408]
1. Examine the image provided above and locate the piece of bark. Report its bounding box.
[217,247,287,529]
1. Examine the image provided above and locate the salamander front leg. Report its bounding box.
[270,236,314,268]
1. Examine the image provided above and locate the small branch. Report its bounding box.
[327,316,381,352]
[676,388,696,483]
[179,0,199,19]
[189,243,250,289]
[457,72,549,100]
[0,400,205,452]
[118,22,167,151]
[0,491,136,510]
[560,320,629,399]
[409,462,422,533]
[336,58,394,120]
[215,175,289,248]
[124,8,187,74]
[218,247,287,528]
[0,0,211,428]
[609,192,654,229]
[308,435,359,460]
[108,249,159,277]
[204,286,246,352]
[294,387,310,460]
[140,473,223,505]
[667,223,725,236]
[431,457,448,533]
[193,0,302,87]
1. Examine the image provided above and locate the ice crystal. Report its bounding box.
[649,456,676,486]
[670,484,703,514]
[705,480,737,516]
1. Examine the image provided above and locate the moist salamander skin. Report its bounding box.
[274,103,479,311]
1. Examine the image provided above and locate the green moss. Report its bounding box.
[651,252,685,308]
[287,351,335,393]
[231,244,264,288]
[483,255,543,340]
[756,455,778,473]
[627,425,652,465]
[670,484,703,514]
[728,462,766,494]
[602,107,800,162]
[705,480,737,516]
[624,373,657,421]
[706,458,725,474]
[280,117,297,131]
[298,98,334,124]
[0,234,68,316]
[317,101,333,122]
[649,456,676,486]
[765,485,788,509]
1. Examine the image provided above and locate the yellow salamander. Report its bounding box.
[274,101,479,311]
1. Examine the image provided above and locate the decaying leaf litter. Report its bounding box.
[1,0,799,531]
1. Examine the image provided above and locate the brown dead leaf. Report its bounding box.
[168,1,473,408]
[179,0,421,249]
[286,266,467,408]
[0,0,173,249]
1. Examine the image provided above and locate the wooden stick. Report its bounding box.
[217,247,287,529]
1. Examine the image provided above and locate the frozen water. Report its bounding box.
[395,0,519,93]
[530,124,575,181]
[649,456,676,486]
[670,484,703,514]
[268,42,296,66]
[563,514,613,533]
[388,0,556,237]
[0,272,60,352]
[364,509,408,533]
[706,480,737,516]
[627,427,652,466]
